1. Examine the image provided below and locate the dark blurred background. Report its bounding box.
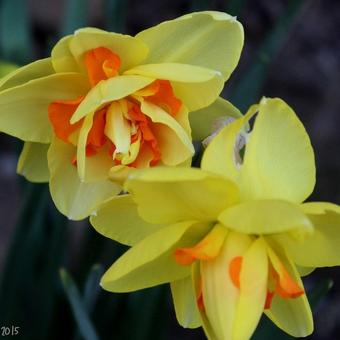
[0,0,340,339]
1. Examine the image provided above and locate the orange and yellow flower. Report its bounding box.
[91,97,340,339]
[0,12,244,219]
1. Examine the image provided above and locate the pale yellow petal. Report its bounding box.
[90,194,163,246]
[141,100,194,164]
[239,97,315,202]
[232,238,268,340]
[201,232,252,340]
[17,142,50,183]
[0,73,89,142]
[0,58,54,91]
[218,199,313,235]
[265,245,313,337]
[201,105,257,182]
[70,75,154,123]
[101,221,211,292]
[275,202,340,267]
[51,35,80,73]
[125,167,239,224]
[170,276,201,329]
[136,11,244,80]
[189,97,242,141]
[48,137,120,220]
[127,63,224,112]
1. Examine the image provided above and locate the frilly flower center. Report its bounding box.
[48,47,182,167]
[173,230,304,311]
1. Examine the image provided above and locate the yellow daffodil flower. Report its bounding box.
[91,97,340,340]
[0,11,243,220]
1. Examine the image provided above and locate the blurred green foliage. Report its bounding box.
[0,0,327,340]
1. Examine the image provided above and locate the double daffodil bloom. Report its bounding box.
[0,11,243,220]
[91,97,340,339]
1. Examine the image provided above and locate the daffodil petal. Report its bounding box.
[239,97,315,202]
[0,73,89,142]
[232,238,268,339]
[125,63,220,83]
[101,221,211,292]
[52,29,149,73]
[0,58,54,91]
[48,137,120,220]
[201,232,252,340]
[192,262,218,339]
[127,63,224,111]
[76,112,94,181]
[82,145,114,182]
[136,11,243,80]
[219,199,313,235]
[17,142,50,182]
[297,266,315,277]
[125,167,239,224]
[90,194,163,246]
[201,104,256,182]
[140,100,194,164]
[105,101,131,153]
[275,203,340,267]
[51,35,80,73]
[170,276,201,329]
[189,97,242,141]
[265,247,313,338]
[70,75,154,123]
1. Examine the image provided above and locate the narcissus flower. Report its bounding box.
[0,11,243,219]
[91,97,340,340]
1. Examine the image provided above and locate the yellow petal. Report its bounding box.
[90,194,163,246]
[17,142,50,182]
[201,232,252,340]
[51,35,80,73]
[52,29,149,73]
[239,97,316,202]
[127,63,224,112]
[76,111,94,181]
[81,145,114,182]
[70,75,154,123]
[192,262,218,339]
[136,11,244,80]
[296,266,315,277]
[105,101,131,154]
[101,221,211,292]
[218,199,313,235]
[125,167,239,224]
[189,97,242,141]
[48,137,120,220]
[265,245,313,337]
[175,223,228,265]
[275,202,340,267]
[70,28,149,72]
[201,104,256,182]
[170,276,202,329]
[0,73,89,142]
[140,100,194,164]
[0,58,54,91]
[232,238,268,340]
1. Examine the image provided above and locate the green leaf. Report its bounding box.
[61,0,90,36]
[230,0,306,112]
[60,269,99,340]
[0,0,33,63]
